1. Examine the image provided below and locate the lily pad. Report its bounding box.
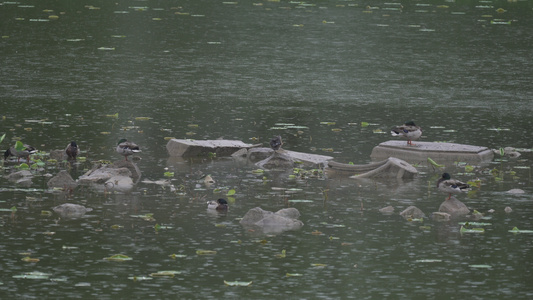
[224,280,252,286]
[104,254,133,261]
[196,250,217,255]
[150,270,181,277]
[509,227,533,233]
[460,226,485,234]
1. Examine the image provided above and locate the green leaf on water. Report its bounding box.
[164,171,174,177]
[150,270,181,277]
[106,113,119,118]
[286,273,303,277]
[226,189,236,196]
[460,226,485,234]
[509,227,533,233]
[196,250,217,255]
[15,140,24,151]
[427,157,444,168]
[224,280,252,286]
[469,264,492,269]
[0,133,5,144]
[104,254,133,261]
[361,122,369,127]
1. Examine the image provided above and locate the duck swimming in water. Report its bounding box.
[207,198,229,211]
[4,143,37,163]
[116,139,141,161]
[65,141,80,160]
[437,173,471,200]
[391,121,422,146]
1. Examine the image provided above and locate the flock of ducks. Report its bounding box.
[3,139,141,162]
[3,124,469,206]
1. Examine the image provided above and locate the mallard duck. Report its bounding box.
[207,198,229,211]
[270,135,283,151]
[391,121,422,146]
[116,139,141,161]
[4,144,37,162]
[65,141,80,160]
[437,173,471,200]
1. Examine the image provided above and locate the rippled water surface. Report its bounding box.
[1,0,533,298]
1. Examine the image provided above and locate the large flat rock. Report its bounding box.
[371,141,494,163]
[166,139,259,157]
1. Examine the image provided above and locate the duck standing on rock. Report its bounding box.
[65,141,80,160]
[4,142,37,163]
[437,172,471,200]
[270,135,283,151]
[207,198,229,211]
[391,121,422,146]
[116,139,141,161]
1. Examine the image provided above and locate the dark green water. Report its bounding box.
[1,0,533,298]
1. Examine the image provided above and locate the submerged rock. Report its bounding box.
[47,170,78,189]
[6,170,33,186]
[431,212,451,222]
[78,161,140,192]
[379,206,395,214]
[438,197,470,217]
[53,203,93,219]
[400,206,425,219]
[240,207,303,234]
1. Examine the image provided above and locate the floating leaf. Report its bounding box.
[276,250,286,258]
[286,273,303,277]
[427,157,444,168]
[150,270,181,277]
[106,113,118,118]
[361,122,369,127]
[252,169,264,174]
[21,257,40,263]
[130,213,155,221]
[224,280,252,286]
[128,276,153,281]
[508,227,533,233]
[196,250,217,255]
[415,259,442,263]
[226,189,236,196]
[311,263,327,267]
[460,226,484,234]
[104,254,133,261]
[320,122,336,125]
[15,140,24,151]
[469,264,492,269]
[164,171,174,177]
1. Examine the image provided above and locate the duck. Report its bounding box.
[3,143,37,162]
[270,135,283,151]
[391,121,422,146]
[207,198,229,211]
[65,141,80,160]
[437,173,471,200]
[116,139,141,161]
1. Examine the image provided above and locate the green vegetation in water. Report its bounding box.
[427,157,444,168]
[104,254,133,261]
[508,227,533,234]
[460,226,485,234]
[196,250,217,255]
[0,133,5,144]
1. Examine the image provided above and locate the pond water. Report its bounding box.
[1,0,533,298]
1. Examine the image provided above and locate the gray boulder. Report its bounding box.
[47,170,78,189]
[438,197,470,216]
[240,207,303,234]
[53,203,93,219]
[6,170,33,186]
[400,206,425,219]
[78,161,140,193]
